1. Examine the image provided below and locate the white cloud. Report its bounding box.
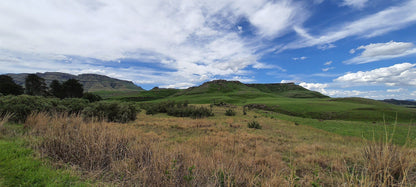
[344,41,416,64]
[293,56,307,60]
[282,0,416,51]
[322,67,335,72]
[299,82,328,94]
[341,0,368,9]
[324,61,333,65]
[335,63,416,86]
[0,0,308,88]
[387,88,407,93]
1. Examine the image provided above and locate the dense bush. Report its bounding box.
[0,95,55,122]
[0,95,138,123]
[225,109,236,116]
[167,106,213,119]
[82,92,102,102]
[248,121,262,129]
[82,101,140,123]
[144,101,213,119]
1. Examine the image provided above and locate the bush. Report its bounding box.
[82,101,140,123]
[248,121,261,129]
[82,93,102,102]
[0,95,137,123]
[0,95,55,122]
[225,109,236,116]
[143,101,213,119]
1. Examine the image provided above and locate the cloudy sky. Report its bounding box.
[1,0,416,99]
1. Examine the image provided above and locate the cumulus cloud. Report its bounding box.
[345,41,416,64]
[299,82,328,94]
[341,0,368,9]
[0,0,308,88]
[335,63,416,86]
[282,0,416,51]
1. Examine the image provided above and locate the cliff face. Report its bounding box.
[6,72,144,92]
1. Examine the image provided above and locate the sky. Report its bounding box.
[1,0,416,99]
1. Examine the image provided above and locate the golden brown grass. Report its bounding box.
[21,107,416,186]
[0,113,12,137]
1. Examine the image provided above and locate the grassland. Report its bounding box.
[1,80,416,186]
[1,104,415,186]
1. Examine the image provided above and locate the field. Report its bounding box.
[1,103,416,186]
[1,81,416,186]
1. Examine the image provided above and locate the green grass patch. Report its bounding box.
[0,138,89,186]
[257,110,416,145]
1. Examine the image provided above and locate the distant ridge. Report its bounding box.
[6,72,144,92]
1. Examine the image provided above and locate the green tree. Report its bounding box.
[49,80,64,99]
[25,74,48,96]
[62,79,83,98]
[0,75,24,95]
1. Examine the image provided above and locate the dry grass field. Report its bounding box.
[15,105,416,186]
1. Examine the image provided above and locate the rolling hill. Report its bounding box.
[6,72,144,92]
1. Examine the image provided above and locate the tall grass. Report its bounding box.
[0,113,12,136]
[24,113,286,186]
[20,111,416,186]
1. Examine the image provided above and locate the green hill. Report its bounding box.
[6,72,144,92]
[246,83,328,98]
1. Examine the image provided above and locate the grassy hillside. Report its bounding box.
[135,80,416,123]
[247,83,328,98]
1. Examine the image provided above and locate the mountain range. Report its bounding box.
[6,72,144,92]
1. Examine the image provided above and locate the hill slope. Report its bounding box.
[6,72,144,92]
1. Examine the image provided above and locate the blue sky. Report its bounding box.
[1,0,416,99]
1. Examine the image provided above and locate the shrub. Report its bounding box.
[82,92,102,102]
[248,121,261,129]
[225,109,236,116]
[0,95,54,122]
[82,101,140,123]
[144,101,213,119]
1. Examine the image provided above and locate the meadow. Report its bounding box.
[1,81,416,186]
[1,103,416,186]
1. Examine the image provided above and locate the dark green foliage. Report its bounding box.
[225,109,236,116]
[49,80,65,99]
[248,121,261,129]
[0,95,138,123]
[0,95,55,122]
[0,95,89,122]
[143,101,213,119]
[25,74,48,96]
[82,101,139,123]
[0,75,24,96]
[58,98,89,114]
[62,79,83,98]
[82,92,102,102]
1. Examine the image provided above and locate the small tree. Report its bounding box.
[25,74,48,96]
[62,79,84,98]
[0,75,24,95]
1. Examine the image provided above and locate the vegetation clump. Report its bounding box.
[0,95,138,123]
[82,101,139,123]
[144,101,213,119]
[247,121,262,129]
[225,109,236,116]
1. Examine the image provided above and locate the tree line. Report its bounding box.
[0,74,87,99]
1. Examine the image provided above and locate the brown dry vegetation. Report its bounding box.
[22,106,416,186]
